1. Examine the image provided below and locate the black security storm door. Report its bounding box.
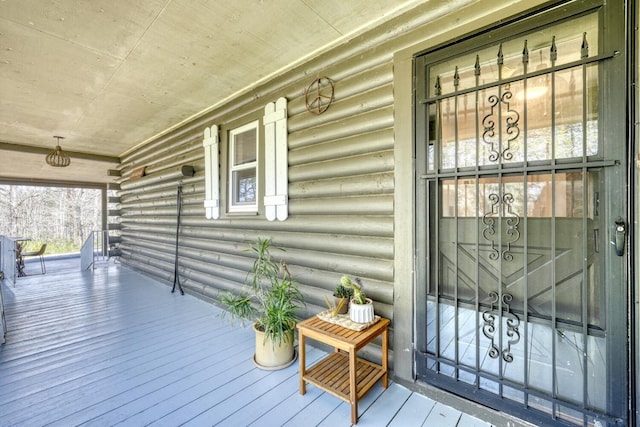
[414,1,629,425]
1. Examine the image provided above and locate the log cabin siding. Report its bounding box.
[115,0,554,366]
[116,9,400,350]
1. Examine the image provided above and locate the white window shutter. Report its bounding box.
[263,97,288,221]
[203,125,220,219]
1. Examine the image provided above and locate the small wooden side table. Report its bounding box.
[297,315,390,424]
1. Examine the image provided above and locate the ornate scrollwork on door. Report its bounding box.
[482,292,521,363]
[482,89,520,163]
[482,192,521,261]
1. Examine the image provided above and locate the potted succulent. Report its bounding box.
[332,282,353,315]
[220,237,304,370]
[341,275,374,323]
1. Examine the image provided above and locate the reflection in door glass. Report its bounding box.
[441,172,590,218]
[428,13,600,171]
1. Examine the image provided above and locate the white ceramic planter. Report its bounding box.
[253,323,296,370]
[349,298,374,323]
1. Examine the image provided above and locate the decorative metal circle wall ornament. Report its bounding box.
[46,136,71,167]
[305,77,334,115]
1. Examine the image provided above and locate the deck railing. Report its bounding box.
[0,235,17,343]
[80,232,95,270]
[81,230,119,270]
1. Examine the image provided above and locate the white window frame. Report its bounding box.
[228,120,259,213]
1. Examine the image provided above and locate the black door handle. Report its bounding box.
[614,217,626,256]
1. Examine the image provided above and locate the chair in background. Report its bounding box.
[21,243,47,274]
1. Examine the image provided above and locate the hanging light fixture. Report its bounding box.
[46,136,71,167]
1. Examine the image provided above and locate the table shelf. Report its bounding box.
[303,351,386,401]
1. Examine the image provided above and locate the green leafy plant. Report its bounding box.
[333,283,354,299]
[340,275,367,304]
[325,282,354,315]
[220,237,304,346]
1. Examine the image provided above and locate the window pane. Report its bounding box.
[232,168,256,204]
[229,121,258,212]
[234,129,256,165]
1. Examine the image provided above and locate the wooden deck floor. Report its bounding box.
[0,257,493,427]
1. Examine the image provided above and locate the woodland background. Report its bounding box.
[0,185,101,254]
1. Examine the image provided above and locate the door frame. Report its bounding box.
[391,0,636,425]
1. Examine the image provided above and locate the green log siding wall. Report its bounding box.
[117,36,402,369]
[116,0,551,367]
[118,88,396,305]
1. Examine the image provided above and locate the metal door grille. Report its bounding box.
[414,5,627,425]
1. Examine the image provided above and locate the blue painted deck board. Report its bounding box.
[387,392,436,426]
[0,258,492,427]
[316,383,387,427]
[205,349,325,426]
[354,383,413,426]
[281,386,343,426]
[45,329,254,426]
[423,402,464,427]
[251,378,328,426]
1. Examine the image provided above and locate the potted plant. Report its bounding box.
[332,282,353,315]
[341,275,374,323]
[220,237,304,370]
